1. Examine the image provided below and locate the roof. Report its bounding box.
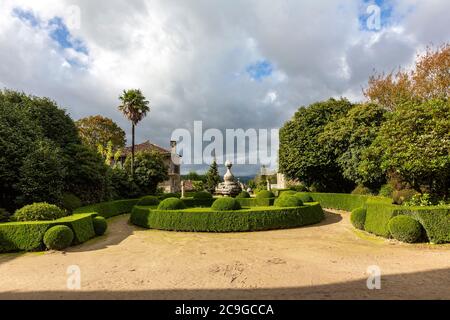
[121,141,172,157]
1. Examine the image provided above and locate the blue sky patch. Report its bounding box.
[12,8,40,27]
[359,0,394,32]
[246,60,273,81]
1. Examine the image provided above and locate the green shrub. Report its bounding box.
[289,184,309,192]
[131,203,325,232]
[211,198,242,211]
[392,189,418,205]
[43,225,74,250]
[137,196,160,206]
[388,216,423,243]
[351,185,372,195]
[61,193,82,212]
[274,196,303,208]
[13,203,68,222]
[75,199,139,218]
[278,190,297,197]
[0,208,11,223]
[364,199,397,237]
[159,193,181,200]
[256,190,275,199]
[351,207,367,230]
[157,198,187,210]
[93,216,108,236]
[379,184,394,198]
[236,191,251,199]
[403,193,434,207]
[193,191,213,200]
[295,193,313,203]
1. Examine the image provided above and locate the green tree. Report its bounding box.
[76,115,126,153]
[319,103,387,189]
[205,159,221,193]
[118,89,150,176]
[279,98,354,192]
[361,99,450,197]
[124,151,168,195]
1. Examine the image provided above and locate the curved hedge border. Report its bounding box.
[130,203,324,232]
[74,199,139,218]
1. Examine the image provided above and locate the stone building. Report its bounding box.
[115,140,182,193]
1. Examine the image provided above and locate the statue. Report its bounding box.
[215,161,242,197]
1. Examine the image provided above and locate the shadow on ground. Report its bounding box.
[1,268,449,300]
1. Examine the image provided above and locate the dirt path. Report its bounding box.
[1,210,449,300]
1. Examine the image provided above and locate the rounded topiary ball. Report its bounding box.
[388,215,422,243]
[236,191,251,199]
[193,191,213,200]
[211,198,242,211]
[351,207,367,230]
[295,193,314,203]
[93,216,108,236]
[279,191,297,197]
[14,203,67,222]
[43,225,74,251]
[256,190,275,199]
[138,196,160,206]
[274,196,303,208]
[157,198,187,210]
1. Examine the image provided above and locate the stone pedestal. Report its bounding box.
[215,161,242,197]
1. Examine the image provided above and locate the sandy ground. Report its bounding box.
[0,210,449,300]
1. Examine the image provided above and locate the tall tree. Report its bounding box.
[76,115,126,153]
[205,158,221,194]
[118,89,150,176]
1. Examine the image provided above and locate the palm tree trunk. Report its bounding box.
[131,123,135,177]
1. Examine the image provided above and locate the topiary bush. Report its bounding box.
[388,215,423,243]
[256,190,275,199]
[193,191,213,200]
[274,196,303,208]
[379,184,395,198]
[157,198,187,210]
[61,193,82,212]
[392,189,418,205]
[295,193,313,203]
[159,193,181,200]
[137,196,160,206]
[0,208,11,223]
[43,225,74,250]
[13,203,68,222]
[351,207,367,230]
[278,190,297,197]
[93,216,108,236]
[351,185,372,195]
[211,198,242,211]
[236,191,251,199]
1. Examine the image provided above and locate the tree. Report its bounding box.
[319,103,387,189]
[360,99,450,197]
[205,159,221,193]
[118,89,150,176]
[124,151,168,195]
[364,43,449,110]
[279,98,355,192]
[76,115,126,154]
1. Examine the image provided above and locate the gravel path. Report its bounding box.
[1,210,449,300]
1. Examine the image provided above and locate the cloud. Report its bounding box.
[0,0,449,175]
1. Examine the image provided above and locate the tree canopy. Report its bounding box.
[76,115,126,152]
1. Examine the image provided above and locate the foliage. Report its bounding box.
[289,184,309,192]
[61,193,82,213]
[131,203,325,232]
[75,199,139,219]
[183,171,207,183]
[388,216,423,243]
[350,207,367,230]
[13,203,68,222]
[211,198,242,211]
[392,189,419,205]
[124,151,168,195]
[351,185,373,195]
[236,191,251,199]
[205,159,221,193]
[191,181,205,192]
[279,98,354,192]
[137,196,160,206]
[256,190,275,199]
[159,193,181,200]
[364,44,450,110]
[364,199,398,237]
[110,167,141,200]
[157,198,187,210]
[76,115,126,154]
[295,193,313,203]
[379,184,395,198]
[403,193,434,207]
[92,216,108,236]
[274,196,303,208]
[193,191,213,200]
[43,225,74,250]
[0,208,11,223]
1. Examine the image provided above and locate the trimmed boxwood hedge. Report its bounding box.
[137,196,160,206]
[236,197,275,207]
[43,225,74,250]
[388,215,423,243]
[131,203,324,232]
[350,207,366,230]
[158,198,187,210]
[295,192,392,211]
[274,196,303,208]
[211,198,242,211]
[74,199,139,218]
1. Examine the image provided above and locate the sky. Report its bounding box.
[0,0,449,175]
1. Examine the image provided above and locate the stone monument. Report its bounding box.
[215,161,242,197]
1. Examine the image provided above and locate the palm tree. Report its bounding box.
[118,89,150,176]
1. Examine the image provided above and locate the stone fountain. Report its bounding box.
[215,161,242,197]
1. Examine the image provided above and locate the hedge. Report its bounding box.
[296,192,391,211]
[74,199,139,218]
[236,197,275,207]
[130,203,324,232]
[181,197,215,208]
[0,213,95,253]
[364,199,398,237]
